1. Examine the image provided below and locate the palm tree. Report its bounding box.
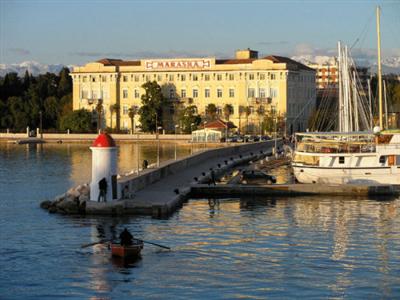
[256,105,265,135]
[109,104,115,129]
[205,103,217,121]
[128,105,138,134]
[223,104,234,122]
[95,99,103,132]
[244,106,251,134]
[238,105,245,134]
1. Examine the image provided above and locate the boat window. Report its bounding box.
[379,156,386,164]
[339,157,345,164]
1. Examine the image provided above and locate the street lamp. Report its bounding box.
[174,124,179,160]
[136,132,140,175]
[272,106,278,158]
[157,126,162,167]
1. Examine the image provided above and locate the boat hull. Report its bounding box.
[293,164,400,184]
[111,242,143,258]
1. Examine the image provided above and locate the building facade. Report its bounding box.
[71,49,316,134]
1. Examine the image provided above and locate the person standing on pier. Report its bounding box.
[98,177,108,202]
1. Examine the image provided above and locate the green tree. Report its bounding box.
[8,96,29,131]
[223,104,234,122]
[95,100,104,131]
[59,109,93,133]
[205,103,217,121]
[44,96,59,129]
[178,105,201,133]
[244,106,252,134]
[139,81,166,132]
[57,68,72,97]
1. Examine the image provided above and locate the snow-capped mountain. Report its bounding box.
[291,55,400,74]
[0,61,71,77]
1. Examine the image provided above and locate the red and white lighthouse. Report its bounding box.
[90,133,118,202]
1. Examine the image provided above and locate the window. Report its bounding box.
[249,73,255,80]
[271,73,276,80]
[82,76,87,82]
[205,88,210,98]
[123,75,128,82]
[81,90,88,99]
[157,75,162,82]
[204,74,210,81]
[145,75,151,81]
[169,89,174,99]
[134,75,140,82]
[217,88,222,98]
[193,89,198,98]
[123,105,128,115]
[260,74,265,80]
[169,74,174,81]
[193,74,198,81]
[181,74,186,81]
[270,88,278,98]
[134,89,140,99]
[101,75,107,82]
[217,107,222,115]
[379,156,386,164]
[339,157,345,164]
[181,89,186,98]
[229,74,234,80]
[259,88,266,98]
[229,88,235,98]
[217,74,222,81]
[248,88,255,98]
[123,89,128,99]
[92,77,96,82]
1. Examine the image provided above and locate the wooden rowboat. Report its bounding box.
[110,241,143,258]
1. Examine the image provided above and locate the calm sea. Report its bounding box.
[0,142,399,299]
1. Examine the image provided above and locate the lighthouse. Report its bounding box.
[90,133,118,202]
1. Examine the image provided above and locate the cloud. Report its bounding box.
[8,48,30,56]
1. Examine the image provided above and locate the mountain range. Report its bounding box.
[1,56,400,77]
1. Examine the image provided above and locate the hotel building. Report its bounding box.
[71,49,316,134]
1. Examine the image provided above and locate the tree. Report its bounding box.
[244,106,252,134]
[59,109,93,133]
[8,96,29,131]
[205,103,217,121]
[128,105,138,134]
[95,99,104,131]
[238,105,245,134]
[57,68,72,97]
[223,104,234,122]
[256,106,265,135]
[44,96,59,129]
[177,105,201,133]
[139,81,166,132]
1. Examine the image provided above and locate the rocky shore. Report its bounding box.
[40,184,90,214]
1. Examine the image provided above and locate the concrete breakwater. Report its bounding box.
[41,141,278,216]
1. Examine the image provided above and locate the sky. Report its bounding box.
[1,0,399,66]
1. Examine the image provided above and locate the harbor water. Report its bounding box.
[0,143,399,299]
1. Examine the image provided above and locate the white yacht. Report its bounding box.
[292,131,400,184]
[292,7,400,185]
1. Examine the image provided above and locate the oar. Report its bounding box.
[81,239,112,249]
[135,238,171,250]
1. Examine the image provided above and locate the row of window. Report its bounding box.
[77,72,289,83]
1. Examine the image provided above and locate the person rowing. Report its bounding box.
[119,228,134,246]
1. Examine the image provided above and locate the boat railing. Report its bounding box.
[296,142,376,154]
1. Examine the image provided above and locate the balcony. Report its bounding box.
[248,97,272,104]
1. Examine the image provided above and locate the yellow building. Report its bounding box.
[71,49,316,134]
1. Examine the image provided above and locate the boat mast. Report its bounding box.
[383,79,388,128]
[367,78,373,129]
[338,41,343,132]
[376,6,383,129]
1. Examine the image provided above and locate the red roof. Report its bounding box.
[92,133,116,147]
[204,119,237,129]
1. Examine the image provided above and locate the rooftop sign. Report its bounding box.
[144,59,212,70]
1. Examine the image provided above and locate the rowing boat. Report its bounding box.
[110,241,143,258]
